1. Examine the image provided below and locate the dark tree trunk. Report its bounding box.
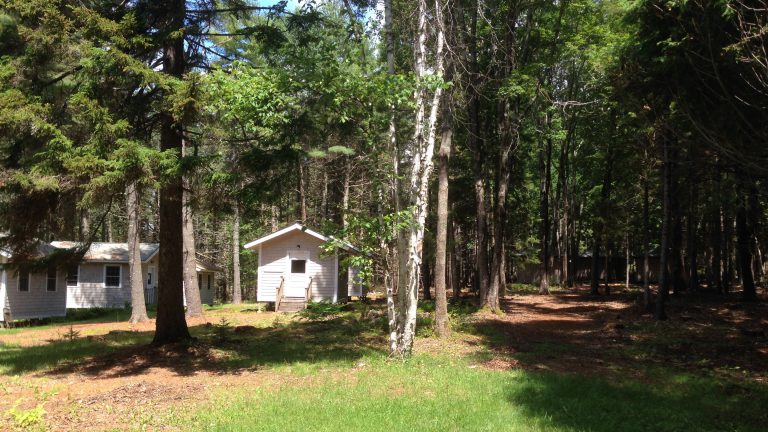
[153,0,191,345]
[643,179,652,310]
[539,126,552,295]
[656,134,672,320]
[737,186,756,301]
[687,179,699,292]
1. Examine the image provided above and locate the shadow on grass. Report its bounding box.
[0,314,385,378]
[506,371,768,432]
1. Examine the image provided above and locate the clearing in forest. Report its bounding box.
[0,288,766,431]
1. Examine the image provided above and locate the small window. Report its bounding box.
[66,266,78,286]
[47,267,57,292]
[207,274,212,290]
[291,260,306,274]
[105,265,121,288]
[18,271,29,292]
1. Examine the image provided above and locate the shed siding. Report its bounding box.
[67,263,131,308]
[198,271,215,305]
[3,268,67,321]
[257,230,336,302]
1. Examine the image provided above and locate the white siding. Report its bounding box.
[3,268,67,321]
[67,263,131,308]
[198,271,215,306]
[256,231,337,302]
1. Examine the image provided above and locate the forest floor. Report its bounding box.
[0,286,766,431]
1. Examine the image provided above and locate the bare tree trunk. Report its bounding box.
[183,142,203,318]
[467,0,489,305]
[79,206,90,241]
[384,0,400,356]
[298,160,307,222]
[127,180,149,323]
[398,0,445,356]
[434,90,453,336]
[688,179,699,292]
[232,202,242,304]
[656,133,672,320]
[342,156,351,229]
[154,0,191,344]
[737,184,757,301]
[539,125,552,295]
[643,179,652,310]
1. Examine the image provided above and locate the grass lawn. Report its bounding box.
[1,289,767,431]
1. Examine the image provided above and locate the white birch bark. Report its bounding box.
[397,0,446,356]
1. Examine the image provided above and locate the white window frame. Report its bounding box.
[46,266,57,292]
[104,265,122,288]
[66,265,80,287]
[17,270,30,292]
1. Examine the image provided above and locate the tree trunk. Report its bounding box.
[127,180,149,323]
[467,0,489,305]
[434,89,453,336]
[232,202,242,304]
[643,179,652,310]
[539,125,552,295]
[655,134,672,320]
[737,187,756,301]
[153,0,191,345]
[397,0,445,356]
[182,142,203,318]
[687,179,699,292]
[79,207,90,241]
[383,0,400,356]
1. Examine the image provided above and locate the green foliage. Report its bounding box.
[6,401,45,430]
[296,301,345,321]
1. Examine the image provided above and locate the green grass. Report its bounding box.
[182,354,768,432]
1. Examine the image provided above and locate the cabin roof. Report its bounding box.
[243,223,359,253]
[51,241,160,263]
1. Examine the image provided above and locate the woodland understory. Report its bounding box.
[1,0,767,356]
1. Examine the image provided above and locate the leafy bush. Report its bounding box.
[297,301,345,321]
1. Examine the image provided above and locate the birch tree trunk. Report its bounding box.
[397,0,445,356]
[232,202,242,304]
[182,141,203,318]
[127,180,149,323]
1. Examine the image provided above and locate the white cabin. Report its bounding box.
[244,223,363,309]
[0,243,67,323]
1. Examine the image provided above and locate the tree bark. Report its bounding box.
[232,201,242,304]
[643,179,652,310]
[434,89,453,336]
[153,0,191,344]
[398,0,445,356]
[737,185,757,301]
[127,180,149,323]
[182,142,203,318]
[539,122,553,295]
[655,133,672,320]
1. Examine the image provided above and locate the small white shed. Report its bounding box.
[244,223,363,309]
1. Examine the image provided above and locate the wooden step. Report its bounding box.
[277,298,306,313]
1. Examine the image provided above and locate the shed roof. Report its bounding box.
[243,223,359,253]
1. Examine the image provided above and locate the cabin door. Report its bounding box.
[285,250,310,298]
[145,266,156,304]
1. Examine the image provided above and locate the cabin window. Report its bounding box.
[290,259,307,274]
[207,274,212,290]
[66,266,78,286]
[105,265,121,288]
[47,267,57,292]
[18,271,29,292]
[147,271,152,285]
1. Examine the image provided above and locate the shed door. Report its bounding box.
[285,250,310,298]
